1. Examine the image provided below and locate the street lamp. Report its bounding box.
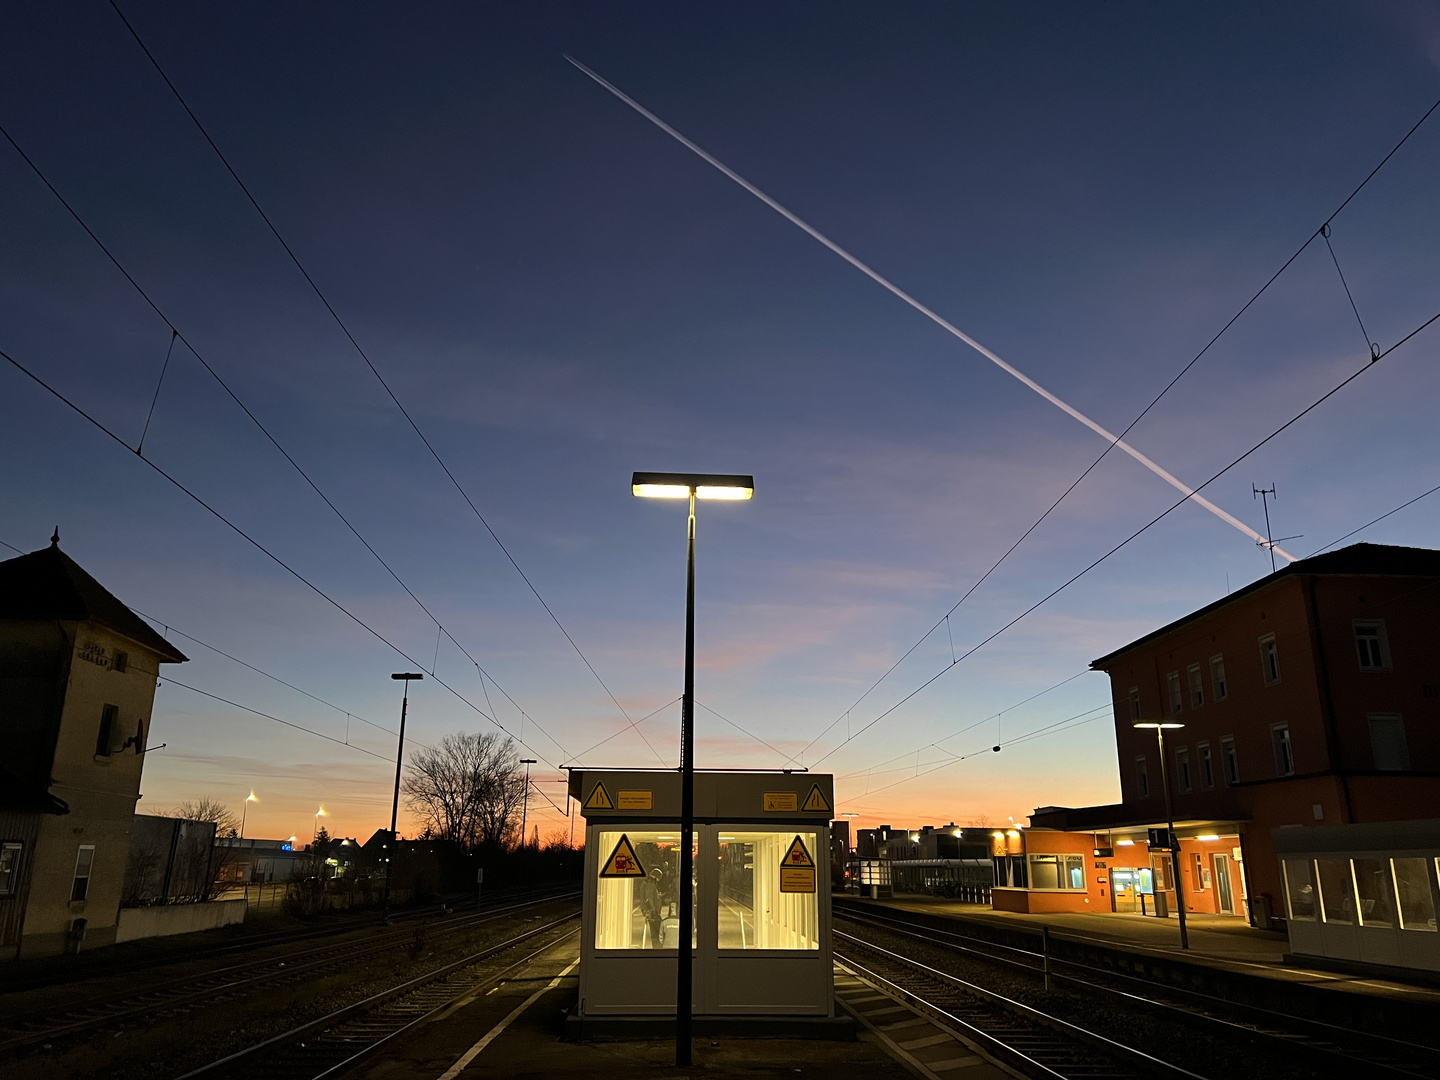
[632,470,753,1068]
[313,805,326,841]
[240,791,257,840]
[384,672,424,923]
[1134,721,1189,950]
[518,759,537,852]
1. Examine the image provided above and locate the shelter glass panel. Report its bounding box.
[1316,858,1356,924]
[716,831,819,950]
[1283,859,1316,920]
[593,830,696,950]
[1392,859,1436,931]
[1352,859,1395,927]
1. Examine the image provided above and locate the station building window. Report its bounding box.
[1174,746,1192,793]
[1368,714,1410,771]
[1259,633,1281,685]
[1353,620,1390,670]
[71,845,95,902]
[1128,686,1140,721]
[1167,671,1183,714]
[1210,654,1227,701]
[593,831,696,950]
[1283,859,1317,920]
[1271,723,1294,777]
[1135,755,1149,798]
[1028,853,1085,890]
[716,832,819,950]
[1393,859,1437,931]
[1197,743,1214,790]
[1187,664,1203,708]
[1220,736,1239,784]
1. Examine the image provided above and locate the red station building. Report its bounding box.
[995,543,1440,930]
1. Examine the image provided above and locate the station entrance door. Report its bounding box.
[571,769,834,1019]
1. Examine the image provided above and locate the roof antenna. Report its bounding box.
[51,527,60,547]
[1251,485,1301,573]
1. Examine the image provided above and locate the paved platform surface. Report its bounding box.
[852,894,1440,1006]
[350,935,934,1080]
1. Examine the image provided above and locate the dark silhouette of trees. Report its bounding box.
[403,732,527,852]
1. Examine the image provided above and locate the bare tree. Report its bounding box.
[403,732,527,852]
[174,797,240,899]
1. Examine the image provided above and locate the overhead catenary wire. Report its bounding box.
[1308,481,1440,556]
[0,342,570,771]
[807,301,1440,768]
[790,91,1440,764]
[103,2,660,764]
[0,118,588,770]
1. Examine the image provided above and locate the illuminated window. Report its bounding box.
[1392,859,1437,931]
[593,831,696,950]
[1027,854,1085,890]
[717,832,819,950]
[1353,859,1395,928]
[1316,858,1354,923]
[1283,859,1316,920]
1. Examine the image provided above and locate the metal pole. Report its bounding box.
[384,673,423,923]
[519,759,536,852]
[1042,925,1052,991]
[1156,727,1189,949]
[676,488,696,1067]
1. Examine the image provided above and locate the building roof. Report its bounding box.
[1090,542,1440,669]
[1027,803,1249,832]
[0,541,187,663]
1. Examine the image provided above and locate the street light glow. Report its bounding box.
[633,483,691,499]
[1134,722,1185,730]
[632,472,754,501]
[695,485,752,500]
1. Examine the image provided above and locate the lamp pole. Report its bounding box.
[1136,722,1189,950]
[240,791,256,840]
[632,471,753,1067]
[518,758,537,852]
[385,673,424,923]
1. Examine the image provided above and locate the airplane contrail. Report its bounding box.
[566,56,1295,563]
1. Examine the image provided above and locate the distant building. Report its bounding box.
[1000,543,1440,935]
[0,536,187,958]
[855,823,991,861]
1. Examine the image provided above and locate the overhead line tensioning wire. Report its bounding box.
[0,120,588,770]
[103,3,659,763]
[792,92,1440,764]
[808,302,1440,768]
[0,343,568,772]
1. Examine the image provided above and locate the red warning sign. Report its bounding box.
[600,834,646,878]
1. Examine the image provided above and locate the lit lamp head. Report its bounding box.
[632,472,754,501]
[1133,722,1185,731]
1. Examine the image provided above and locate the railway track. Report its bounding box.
[0,889,578,1054]
[176,913,579,1079]
[834,905,1440,1079]
[835,929,1199,1080]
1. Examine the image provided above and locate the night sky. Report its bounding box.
[3,3,1438,843]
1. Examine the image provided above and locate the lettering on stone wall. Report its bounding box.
[77,639,110,668]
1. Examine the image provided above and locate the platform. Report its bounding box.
[346,934,959,1080]
[843,893,1440,1009]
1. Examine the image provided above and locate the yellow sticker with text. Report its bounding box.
[764,791,798,812]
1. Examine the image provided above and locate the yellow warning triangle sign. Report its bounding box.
[801,783,832,814]
[781,835,815,868]
[600,833,646,877]
[584,781,614,811]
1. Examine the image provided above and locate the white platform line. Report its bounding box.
[436,959,579,1079]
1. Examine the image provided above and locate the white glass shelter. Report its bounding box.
[569,769,835,1020]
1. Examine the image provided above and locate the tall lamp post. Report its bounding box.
[1135,721,1189,950]
[518,758,537,852]
[385,672,424,923]
[632,470,753,1067]
[240,790,257,840]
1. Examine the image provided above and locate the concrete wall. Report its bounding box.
[115,899,246,943]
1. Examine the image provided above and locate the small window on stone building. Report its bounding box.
[0,843,21,895]
[1259,633,1281,685]
[1167,671,1183,714]
[71,845,95,902]
[1128,686,1140,721]
[1136,755,1149,798]
[1210,654,1227,701]
[112,650,128,674]
[1353,621,1390,671]
[95,704,119,758]
[1187,664,1203,708]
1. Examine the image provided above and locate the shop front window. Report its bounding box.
[717,832,819,950]
[594,830,697,950]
